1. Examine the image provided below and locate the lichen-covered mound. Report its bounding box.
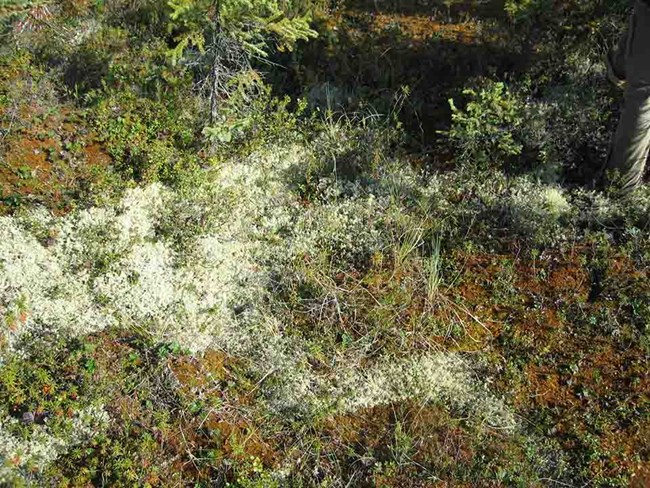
[1,145,524,484]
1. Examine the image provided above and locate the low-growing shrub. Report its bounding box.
[447,81,528,171]
[92,88,200,183]
[447,73,615,183]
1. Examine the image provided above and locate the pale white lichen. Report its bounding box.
[0,218,111,351]
[0,405,110,484]
[543,187,571,216]
[1,144,524,483]
[336,353,516,430]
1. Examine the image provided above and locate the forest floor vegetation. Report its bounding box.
[0,0,648,486]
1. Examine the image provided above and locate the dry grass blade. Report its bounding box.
[425,234,443,304]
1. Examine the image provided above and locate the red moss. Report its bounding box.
[1,105,113,215]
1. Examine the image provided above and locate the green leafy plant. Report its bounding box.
[446,81,526,170]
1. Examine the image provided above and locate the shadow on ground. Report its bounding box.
[268,0,529,157]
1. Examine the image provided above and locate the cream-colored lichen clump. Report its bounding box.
[0,405,109,484]
[0,145,389,354]
[338,353,515,429]
[0,145,519,479]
